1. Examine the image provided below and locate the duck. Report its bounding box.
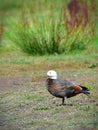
[46,70,90,105]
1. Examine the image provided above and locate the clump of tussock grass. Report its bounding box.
[7,14,65,55]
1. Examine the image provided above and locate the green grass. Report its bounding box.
[0,51,98,78]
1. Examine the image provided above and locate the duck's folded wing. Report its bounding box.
[71,85,82,91]
[62,79,82,91]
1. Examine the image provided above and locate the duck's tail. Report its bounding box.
[79,85,90,95]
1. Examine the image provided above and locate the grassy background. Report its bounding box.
[0,0,98,130]
[0,0,98,54]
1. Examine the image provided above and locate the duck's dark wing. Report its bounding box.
[60,79,90,98]
[61,79,82,90]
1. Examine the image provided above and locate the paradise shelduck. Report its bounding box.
[46,70,90,105]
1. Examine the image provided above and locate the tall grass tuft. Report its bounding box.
[7,15,65,55]
[6,0,97,55]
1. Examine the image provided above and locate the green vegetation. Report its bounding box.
[0,0,97,55]
[6,15,93,55]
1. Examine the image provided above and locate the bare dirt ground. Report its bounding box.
[0,77,31,92]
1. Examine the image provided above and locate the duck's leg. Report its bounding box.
[62,97,73,106]
[57,97,66,106]
[61,97,68,106]
[61,97,66,105]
